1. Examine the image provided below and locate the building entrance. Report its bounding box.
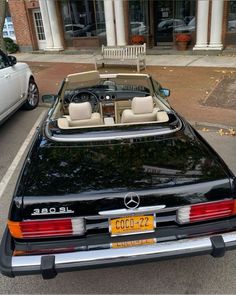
[33,9,46,50]
[153,0,196,46]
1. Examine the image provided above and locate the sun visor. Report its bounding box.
[65,70,100,89]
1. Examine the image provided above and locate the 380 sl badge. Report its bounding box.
[31,207,74,216]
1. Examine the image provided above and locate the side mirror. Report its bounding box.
[8,55,17,66]
[42,94,58,104]
[160,88,170,97]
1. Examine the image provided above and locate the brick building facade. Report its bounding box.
[8,0,236,53]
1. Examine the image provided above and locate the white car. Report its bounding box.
[228,20,236,31]
[130,22,148,35]
[0,49,39,124]
[158,19,186,32]
[174,17,196,33]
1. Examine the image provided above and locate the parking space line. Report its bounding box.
[0,111,46,200]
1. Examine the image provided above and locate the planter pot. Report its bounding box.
[131,35,145,45]
[176,41,188,51]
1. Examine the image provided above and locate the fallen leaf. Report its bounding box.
[202,128,209,132]
[229,128,236,136]
[217,128,236,136]
[218,129,224,136]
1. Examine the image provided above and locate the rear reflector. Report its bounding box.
[8,217,85,239]
[177,199,236,224]
[13,246,77,256]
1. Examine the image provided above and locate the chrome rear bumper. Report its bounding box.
[1,230,236,279]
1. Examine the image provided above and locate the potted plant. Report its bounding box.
[131,35,145,45]
[175,33,191,50]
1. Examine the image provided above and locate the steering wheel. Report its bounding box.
[71,90,99,112]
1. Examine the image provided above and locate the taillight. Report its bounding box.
[177,199,236,224]
[8,217,85,239]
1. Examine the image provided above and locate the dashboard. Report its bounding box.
[64,86,150,104]
[63,86,151,114]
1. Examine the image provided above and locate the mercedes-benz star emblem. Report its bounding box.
[124,192,140,209]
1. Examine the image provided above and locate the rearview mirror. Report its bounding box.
[160,88,170,97]
[42,94,58,104]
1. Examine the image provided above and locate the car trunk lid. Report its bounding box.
[14,130,233,220]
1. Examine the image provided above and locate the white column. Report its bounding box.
[209,0,224,50]
[193,0,209,50]
[46,0,63,51]
[39,0,53,50]
[104,0,116,46]
[114,0,126,46]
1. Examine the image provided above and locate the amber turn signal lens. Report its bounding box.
[8,221,23,239]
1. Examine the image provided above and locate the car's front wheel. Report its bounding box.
[23,79,39,110]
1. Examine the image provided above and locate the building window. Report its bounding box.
[129,0,149,37]
[60,0,105,39]
[33,11,46,41]
[154,0,195,45]
[3,5,16,41]
[228,0,236,32]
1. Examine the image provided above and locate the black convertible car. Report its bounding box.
[1,71,236,279]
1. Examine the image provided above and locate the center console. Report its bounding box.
[102,102,116,125]
[102,102,115,117]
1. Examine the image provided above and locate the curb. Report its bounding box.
[189,120,236,131]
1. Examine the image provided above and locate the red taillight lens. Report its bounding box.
[8,218,85,239]
[20,219,72,238]
[190,200,235,223]
[177,199,236,224]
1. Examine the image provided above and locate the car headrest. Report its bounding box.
[132,96,154,114]
[69,102,92,121]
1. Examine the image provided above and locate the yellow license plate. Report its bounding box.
[112,238,156,249]
[110,215,155,236]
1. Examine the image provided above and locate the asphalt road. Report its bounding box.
[0,109,236,294]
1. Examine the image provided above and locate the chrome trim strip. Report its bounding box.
[99,73,150,79]
[45,124,182,142]
[99,205,166,217]
[44,122,182,143]
[110,229,155,237]
[11,231,236,271]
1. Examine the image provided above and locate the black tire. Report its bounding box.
[23,79,39,110]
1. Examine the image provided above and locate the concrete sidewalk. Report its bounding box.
[14,52,236,129]
[15,52,236,68]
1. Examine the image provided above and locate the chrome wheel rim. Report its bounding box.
[27,82,39,106]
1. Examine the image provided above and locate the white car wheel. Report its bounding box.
[23,79,39,110]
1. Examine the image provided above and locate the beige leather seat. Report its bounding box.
[121,96,168,124]
[58,102,102,128]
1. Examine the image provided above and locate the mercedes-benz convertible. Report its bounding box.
[1,71,236,279]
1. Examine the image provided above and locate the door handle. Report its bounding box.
[4,74,10,79]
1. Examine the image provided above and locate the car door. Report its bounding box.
[0,51,12,117]
[0,51,21,118]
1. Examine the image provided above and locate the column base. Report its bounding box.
[44,47,64,52]
[208,44,223,50]
[193,44,209,51]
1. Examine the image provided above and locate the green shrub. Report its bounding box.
[4,37,19,54]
